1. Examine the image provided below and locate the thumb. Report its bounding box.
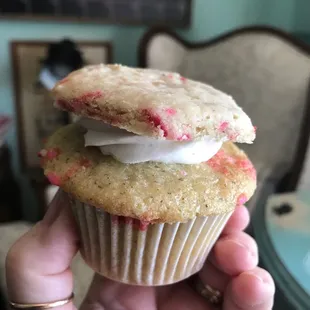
[5,190,79,310]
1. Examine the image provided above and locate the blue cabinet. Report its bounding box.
[252,192,310,310]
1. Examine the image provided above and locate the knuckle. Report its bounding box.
[81,298,106,310]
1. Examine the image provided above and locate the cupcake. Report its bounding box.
[40,64,256,286]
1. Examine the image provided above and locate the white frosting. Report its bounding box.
[79,118,223,164]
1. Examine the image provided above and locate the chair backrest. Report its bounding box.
[139,26,310,189]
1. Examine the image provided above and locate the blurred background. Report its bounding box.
[0,0,309,309]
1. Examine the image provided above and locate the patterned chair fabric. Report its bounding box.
[139,27,310,212]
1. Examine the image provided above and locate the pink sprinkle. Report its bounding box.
[180,76,187,83]
[142,109,169,137]
[56,99,74,112]
[124,217,133,225]
[62,158,92,181]
[139,220,150,231]
[71,91,103,111]
[112,216,150,231]
[180,170,187,176]
[64,166,78,179]
[111,215,119,224]
[131,217,150,231]
[165,108,177,115]
[253,126,258,133]
[177,133,191,141]
[79,158,92,168]
[46,148,61,160]
[237,193,248,206]
[167,74,174,79]
[206,149,256,179]
[236,159,256,180]
[56,91,103,113]
[111,215,149,231]
[47,173,61,186]
[219,121,229,132]
[228,132,239,141]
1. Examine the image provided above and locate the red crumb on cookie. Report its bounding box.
[46,148,61,160]
[177,133,191,141]
[47,173,61,186]
[139,220,150,231]
[142,109,169,137]
[219,121,229,132]
[237,193,248,206]
[63,157,92,180]
[56,91,103,113]
[165,108,177,115]
[228,132,239,141]
[71,91,103,111]
[207,150,256,179]
[236,159,256,180]
[79,158,92,168]
[124,217,133,225]
[64,166,78,179]
[39,148,61,166]
[111,215,150,231]
[56,99,75,112]
[111,215,119,224]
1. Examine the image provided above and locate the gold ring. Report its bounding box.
[9,293,74,309]
[189,274,223,306]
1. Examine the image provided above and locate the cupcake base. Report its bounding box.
[71,200,233,286]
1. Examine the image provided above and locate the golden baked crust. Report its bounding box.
[41,124,257,223]
[53,64,255,143]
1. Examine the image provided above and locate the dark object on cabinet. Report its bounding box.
[0,144,22,223]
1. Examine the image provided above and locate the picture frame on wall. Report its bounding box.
[11,40,112,174]
[0,0,192,27]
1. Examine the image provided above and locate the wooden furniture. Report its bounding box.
[10,40,113,218]
[138,25,310,213]
[11,40,112,173]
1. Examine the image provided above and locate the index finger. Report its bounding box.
[222,205,250,235]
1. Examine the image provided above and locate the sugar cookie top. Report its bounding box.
[41,124,257,223]
[53,64,256,143]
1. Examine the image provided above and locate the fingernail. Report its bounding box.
[244,271,264,283]
[222,239,248,250]
[233,272,275,307]
[223,239,257,258]
[42,190,63,226]
[244,271,275,290]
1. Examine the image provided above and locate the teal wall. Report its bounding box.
[0,0,309,219]
[294,0,310,32]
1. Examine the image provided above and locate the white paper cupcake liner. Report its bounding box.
[71,200,233,286]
